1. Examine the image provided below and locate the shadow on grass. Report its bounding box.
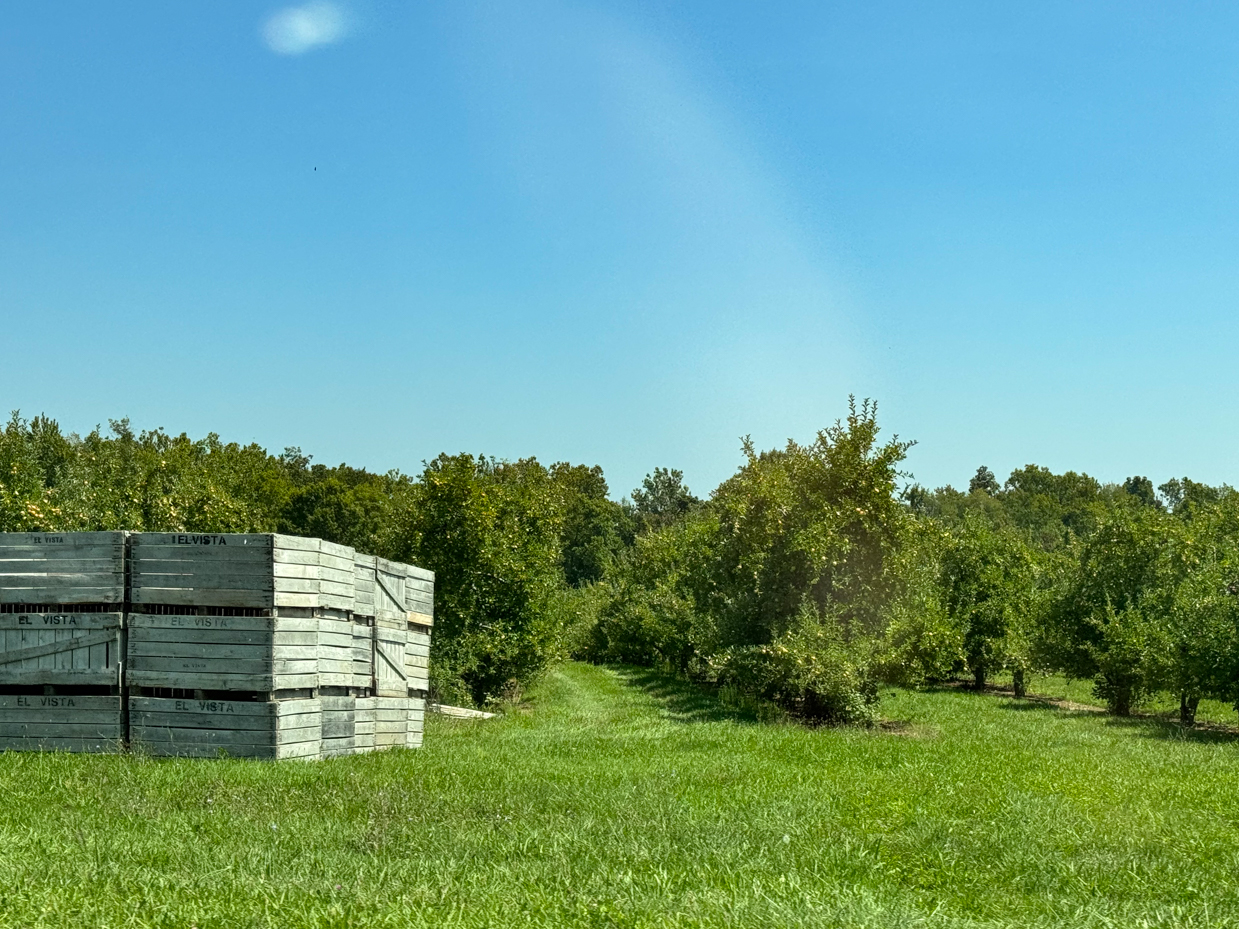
[962,686,1239,744]
[605,665,764,725]
[1100,715,1239,745]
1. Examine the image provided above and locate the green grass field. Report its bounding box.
[3,664,1239,928]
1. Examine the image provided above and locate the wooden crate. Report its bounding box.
[0,532,125,605]
[129,534,355,612]
[0,692,124,753]
[408,695,426,749]
[130,695,321,759]
[405,623,430,696]
[0,610,123,687]
[374,696,408,749]
[320,694,355,758]
[127,611,318,692]
[354,696,376,753]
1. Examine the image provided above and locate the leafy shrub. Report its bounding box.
[705,605,878,725]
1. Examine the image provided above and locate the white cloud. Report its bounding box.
[262,2,350,55]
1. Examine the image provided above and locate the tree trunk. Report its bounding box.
[1180,693,1199,726]
[1013,667,1026,698]
[973,664,986,690]
[1111,685,1132,717]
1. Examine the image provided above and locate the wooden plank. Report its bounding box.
[130,697,278,716]
[0,613,121,631]
[133,724,319,746]
[129,643,318,661]
[0,587,124,605]
[0,668,116,686]
[129,656,317,674]
[127,628,315,647]
[0,531,125,548]
[0,737,121,753]
[0,723,122,738]
[131,588,274,608]
[271,534,319,553]
[128,670,319,690]
[128,615,315,633]
[406,565,434,582]
[134,532,272,548]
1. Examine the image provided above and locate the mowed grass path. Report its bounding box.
[3,664,1239,928]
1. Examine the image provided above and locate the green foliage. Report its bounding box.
[705,603,879,724]
[630,466,700,534]
[939,518,1037,687]
[591,398,911,722]
[590,513,716,670]
[551,463,634,587]
[387,454,568,705]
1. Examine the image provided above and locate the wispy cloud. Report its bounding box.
[262,2,351,55]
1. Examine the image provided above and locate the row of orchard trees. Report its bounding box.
[586,403,1239,725]
[6,405,1237,721]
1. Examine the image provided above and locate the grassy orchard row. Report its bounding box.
[4,405,1237,720]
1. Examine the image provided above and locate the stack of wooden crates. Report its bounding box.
[0,532,433,760]
[0,533,128,752]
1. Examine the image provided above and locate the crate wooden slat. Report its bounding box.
[127,613,319,691]
[351,617,373,691]
[0,532,126,605]
[130,534,355,612]
[0,693,124,752]
[0,612,124,687]
[130,695,321,759]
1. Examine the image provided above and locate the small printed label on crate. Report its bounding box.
[30,536,67,544]
[174,700,238,714]
[163,615,239,629]
[17,614,81,626]
[170,534,231,546]
[15,696,77,707]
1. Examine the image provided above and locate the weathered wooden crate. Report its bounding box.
[129,534,355,612]
[320,694,355,758]
[0,692,124,753]
[0,609,123,687]
[354,696,376,753]
[0,532,126,605]
[127,610,319,692]
[130,695,321,759]
[408,695,426,749]
[374,696,408,749]
[405,623,431,696]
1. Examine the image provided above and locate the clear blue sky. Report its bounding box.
[3,2,1237,499]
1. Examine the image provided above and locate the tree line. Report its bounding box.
[3,405,1237,722]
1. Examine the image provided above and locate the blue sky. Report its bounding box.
[2,2,1237,498]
